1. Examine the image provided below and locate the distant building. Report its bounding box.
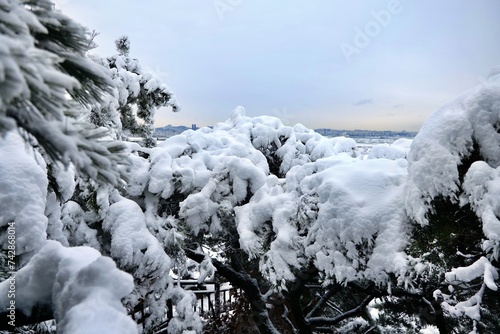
[191,124,197,130]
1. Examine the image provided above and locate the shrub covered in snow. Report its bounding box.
[120,106,412,333]
[0,1,188,333]
[0,1,499,333]
[88,36,179,147]
[405,67,500,332]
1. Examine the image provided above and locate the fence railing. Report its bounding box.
[183,280,239,315]
[132,278,241,333]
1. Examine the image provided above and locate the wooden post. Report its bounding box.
[215,277,221,317]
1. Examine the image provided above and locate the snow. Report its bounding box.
[103,197,171,274]
[445,257,498,291]
[441,284,485,322]
[460,161,500,260]
[167,286,203,334]
[0,131,48,258]
[197,256,216,284]
[235,176,298,261]
[0,240,136,334]
[61,201,100,250]
[401,67,500,329]
[420,326,440,334]
[103,196,194,328]
[143,107,409,289]
[55,256,136,334]
[235,154,408,287]
[368,143,407,160]
[301,158,408,284]
[406,71,500,225]
[125,152,151,196]
[1,28,499,331]
[134,96,500,331]
[45,191,69,245]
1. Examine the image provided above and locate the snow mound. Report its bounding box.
[405,67,500,327]
[145,107,357,239]
[406,72,500,225]
[0,132,48,258]
[142,108,408,288]
[238,157,409,287]
[368,143,407,160]
[104,198,171,273]
[460,161,500,260]
[0,241,136,334]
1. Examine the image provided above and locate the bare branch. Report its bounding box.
[307,295,374,326]
[305,285,341,319]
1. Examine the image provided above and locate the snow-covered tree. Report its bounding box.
[64,33,187,329]
[0,2,198,334]
[1,1,498,333]
[0,0,125,184]
[405,67,500,333]
[114,106,413,333]
[88,36,179,147]
[0,0,136,332]
[115,71,499,333]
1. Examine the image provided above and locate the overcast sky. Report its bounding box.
[59,0,500,131]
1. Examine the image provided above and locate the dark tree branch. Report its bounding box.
[285,269,315,334]
[349,280,423,299]
[305,284,341,319]
[184,248,280,334]
[307,295,374,326]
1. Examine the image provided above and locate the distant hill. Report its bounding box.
[315,128,418,138]
[154,125,191,138]
[154,124,417,139]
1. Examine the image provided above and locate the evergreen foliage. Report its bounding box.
[0,1,499,333]
[88,35,179,147]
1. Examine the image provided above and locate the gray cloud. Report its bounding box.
[353,98,374,106]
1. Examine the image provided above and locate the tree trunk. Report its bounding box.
[185,248,280,334]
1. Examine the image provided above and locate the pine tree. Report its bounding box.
[404,68,500,333]
[89,35,179,147]
[0,0,126,184]
[0,1,136,333]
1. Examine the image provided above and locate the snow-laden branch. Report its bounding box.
[406,68,500,226]
[438,257,499,323]
[0,241,136,333]
[304,285,341,319]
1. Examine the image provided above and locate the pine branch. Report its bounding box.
[184,248,281,334]
[307,295,374,326]
[304,284,342,319]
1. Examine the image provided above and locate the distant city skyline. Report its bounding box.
[59,1,500,132]
[154,123,418,138]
